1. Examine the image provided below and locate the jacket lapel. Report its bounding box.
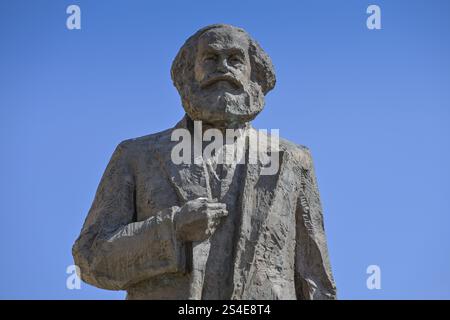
[154,118,210,204]
[231,131,286,299]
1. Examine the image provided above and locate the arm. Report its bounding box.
[72,141,185,290]
[294,148,337,300]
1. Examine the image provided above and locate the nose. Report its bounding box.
[216,56,229,73]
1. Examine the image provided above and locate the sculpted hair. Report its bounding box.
[171,24,276,96]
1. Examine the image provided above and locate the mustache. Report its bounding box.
[199,73,244,90]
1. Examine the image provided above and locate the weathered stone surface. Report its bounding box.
[72,24,337,300]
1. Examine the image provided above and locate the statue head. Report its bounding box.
[171,24,276,127]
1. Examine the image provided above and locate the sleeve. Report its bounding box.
[294,148,337,300]
[72,141,185,290]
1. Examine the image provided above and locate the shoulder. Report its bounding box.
[278,137,315,170]
[252,127,315,169]
[106,127,174,168]
[115,127,173,154]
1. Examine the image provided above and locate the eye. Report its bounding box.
[203,54,217,62]
[229,55,243,65]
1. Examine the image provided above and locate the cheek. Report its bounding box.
[238,63,251,80]
[194,61,205,82]
[194,61,214,82]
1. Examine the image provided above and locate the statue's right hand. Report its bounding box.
[174,197,228,242]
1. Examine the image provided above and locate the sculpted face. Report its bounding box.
[194,30,251,93]
[181,27,265,127]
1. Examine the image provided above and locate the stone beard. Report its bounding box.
[72,24,337,300]
[180,74,265,127]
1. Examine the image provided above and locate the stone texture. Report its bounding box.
[72,24,337,300]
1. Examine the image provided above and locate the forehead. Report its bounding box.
[197,28,249,53]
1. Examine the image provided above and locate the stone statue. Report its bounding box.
[72,24,337,300]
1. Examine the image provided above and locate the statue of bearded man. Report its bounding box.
[72,24,337,300]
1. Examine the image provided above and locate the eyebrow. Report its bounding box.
[204,46,246,56]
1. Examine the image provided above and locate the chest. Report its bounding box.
[132,154,243,222]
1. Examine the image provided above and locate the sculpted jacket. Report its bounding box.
[72,116,337,299]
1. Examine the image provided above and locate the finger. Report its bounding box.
[208,208,228,218]
[206,202,227,210]
[196,197,209,204]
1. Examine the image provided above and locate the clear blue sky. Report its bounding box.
[1,0,449,299]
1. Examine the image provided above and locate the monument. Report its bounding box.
[72,24,337,299]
